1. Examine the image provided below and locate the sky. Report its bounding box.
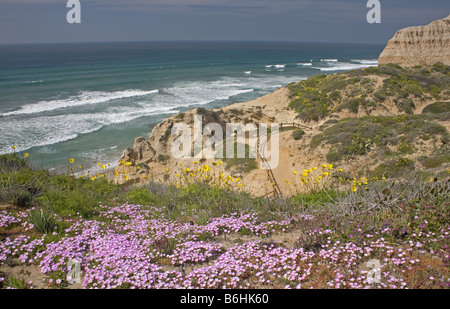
[0,0,449,45]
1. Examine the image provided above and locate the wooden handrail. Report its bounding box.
[258,131,283,199]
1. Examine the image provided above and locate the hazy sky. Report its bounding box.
[0,0,449,45]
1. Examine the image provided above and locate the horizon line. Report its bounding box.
[0,39,386,47]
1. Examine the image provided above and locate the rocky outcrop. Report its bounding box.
[113,87,298,187]
[378,14,450,67]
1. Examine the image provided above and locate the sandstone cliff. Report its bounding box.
[378,14,450,67]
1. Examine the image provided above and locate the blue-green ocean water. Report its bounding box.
[0,41,384,173]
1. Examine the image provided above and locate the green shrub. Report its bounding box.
[225,158,258,173]
[0,153,29,173]
[2,276,29,289]
[196,107,206,114]
[292,128,305,140]
[157,154,169,162]
[398,142,415,154]
[28,206,56,234]
[175,112,185,119]
[224,142,258,173]
[0,167,46,208]
[309,134,324,149]
[421,157,446,169]
[422,101,450,114]
[288,75,345,122]
[163,128,172,140]
[432,62,450,75]
[326,148,343,163]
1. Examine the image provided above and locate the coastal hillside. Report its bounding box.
[1,13,449,291]
[114,63,450,197]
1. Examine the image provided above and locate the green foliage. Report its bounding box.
[2,276,29,289]
[309,114,449,163]
[225,157,258,174]
[28,206,56,234]
[175,112,185,119]
[291,63,450,121]
[398,142,415,154]
[292,128,305,141]
[309,133,324,149]
[336,97,376,114]
[157,154,169,162]
[0,166,46,208]
[420,156,448,169]
[289,190,340,208]
[0,154,29,173]
[224,142,258,173]
[372,157,415,179]
[0,154,123,217]
[432,62,450,75]
[34,175,121,218]
[288,74,347,122]
[196,107,206,114]
[163,128,172,140]
[326,148,343,163]
[422,101,450,114]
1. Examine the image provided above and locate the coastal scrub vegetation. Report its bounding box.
[287,63,450,122]
[1,64,449,289]
[309,114,449,171]
[1,149,449,289]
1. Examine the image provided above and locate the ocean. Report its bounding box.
[0,41,384,174]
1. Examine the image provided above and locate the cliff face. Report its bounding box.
[378,14,450,67]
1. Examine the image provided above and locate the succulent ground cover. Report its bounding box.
[1,182,448,289]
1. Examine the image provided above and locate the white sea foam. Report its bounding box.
[1,89,159,117]
[22,80,44,84]
[162,79,254,107]
[0,74,307,154]
[266,64,286,69]
[0,107,176,154]
[297,63,312,66]
[321,59,338,62]
[351,59,378,64]
[313,61,378,72]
